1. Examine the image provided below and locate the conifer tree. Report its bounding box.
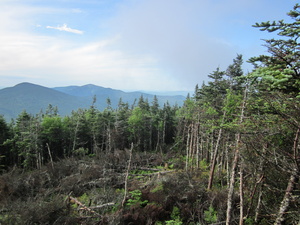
[249,4,300,96]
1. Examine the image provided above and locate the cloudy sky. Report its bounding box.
[0,0,297,92]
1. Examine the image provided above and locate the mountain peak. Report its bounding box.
[15,82,37,87]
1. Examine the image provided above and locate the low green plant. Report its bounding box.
[167,206,183,224]
[79,192,90,205]
[204,206,218,223]
[168,164,174,169]
[199,159,209,170]
[245,217,255,225]
[74,147,88,157]
[150,183,164,193]
[126,190,148,207]
[156,206,183,225]
[165,220,183,225]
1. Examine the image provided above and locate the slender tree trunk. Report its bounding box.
[226,87,248,225]
[208,127,223,190]
[122,143,133,207]
[46,143,54,170]
[239,161,244,225]
[156,129,160,152]
[246,142,266,219]
[226,144,240,225]
[274,170,298,225]
[274,127,300,225]
[225,138,230,186]
[72,117,80,153]
[246,174,264,219]
[254,185,263,223]
[208,111,226,190]
[196,132,200,168]
[185,125,191,171]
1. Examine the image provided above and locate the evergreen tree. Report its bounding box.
[248,4,300,96]
[0,115,12,170]
[226,54,244,92]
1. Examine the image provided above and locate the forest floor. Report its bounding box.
[0,150,232,224]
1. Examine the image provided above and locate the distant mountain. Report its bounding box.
[53,84,185,108]
[0,83,185,120]
[137,90,191,97]
[0,83,89,120]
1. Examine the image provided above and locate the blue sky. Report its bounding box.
[0,0,297,92]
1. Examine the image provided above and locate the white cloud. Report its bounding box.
[0,1,173,91]
[46,24,84,35]
[71,8,83,13]
[0,0,296,92]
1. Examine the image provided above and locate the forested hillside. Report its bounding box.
[0,5,299,225]
[0,83,185,120]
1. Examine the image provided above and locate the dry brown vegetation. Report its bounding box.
[0,151,233,224]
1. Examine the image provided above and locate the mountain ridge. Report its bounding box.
[0,82,185,120]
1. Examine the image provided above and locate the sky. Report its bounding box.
[0,0,297,92]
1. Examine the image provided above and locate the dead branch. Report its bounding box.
[89,202,115,209]
[129,170,174,177]
[69,196,100,216]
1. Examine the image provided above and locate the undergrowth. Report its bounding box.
[0,151,231,224]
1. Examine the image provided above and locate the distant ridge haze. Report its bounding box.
[0,82,185,120]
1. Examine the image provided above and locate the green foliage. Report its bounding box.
[165,220,183,225]
[249,3,300,97]
[199,159,209,170]
[244,217,255,225]
[73,147,89,157]
[170,206,181,221]
[150,183,164,193]
[166,206,183,225]
[204,206,218,223]
[156,206,183,225]
[78,193,90,205]
[126,190,148,207]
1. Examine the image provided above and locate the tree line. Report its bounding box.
[0,4,299,224]
[0,95,178,170]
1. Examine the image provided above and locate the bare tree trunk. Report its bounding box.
[274,170,298,225]
[190,122,199,169]
[208,127,223,190]
[156,129,160,152]
[208,111,226,190]
[274,127,300,224]
[225,138,230,186]
[239,161,244,225]
[72,116,80,152]
[196,132,200,168]
[254,185,263,223]
[226,144,240,225]
[247,142,266,220]
[246,174,264,219]
[122,143,133,207]
[226,87,248,225]
[46,143,54,170]
[185,128,190,170]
